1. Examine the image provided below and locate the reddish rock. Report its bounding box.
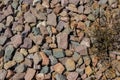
[4,5,13,17]
[39,25,49,36]
[24,58,32,67]
[12,73,25,80]
[24,68,36,80]
[40,52,49,66]
[21,38,32,49]
[53,63,65,74]
[75,45,88,55]
[67,72,78,80]
[4,28,12,38]
[57,32,68,49]
[11,34,22,48]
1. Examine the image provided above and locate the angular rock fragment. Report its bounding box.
[67,72,78,80]
[15,63,25,73]
[28,45,39,54]
[53,49,65,58]
[12,73,25,80]
[40,52,49,65]
[65,58,75,71]
[21,38,32,49]
[57,21,65,32]
[13,52,24,63]
[4,61,16,70]
[53,63,65,74]
[0,69,7,80]
[33,52,42,65]
[75,45,88,55]
[40,66,49,74]
[0,36,7,45]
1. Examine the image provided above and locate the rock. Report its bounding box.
[85,20,91,27]
[85,66,93,76]
[74,45,88,55]
[56,21,65,32]
[33,64,41,70]
[84,7,91,14]
[36,73,45,80]
[0,23,5,32]
[0,36,7,45]
[78,6,84,14]
[12,0,18,9]
[80,37,90,47]
[24,58,32,67]
[12,73,25,80]
[77,22,86,30]
[40,52,49,65]
[87,14,95,21]
[66,4,78,12]
[105,68,116,79]
[6,16,13,26]
[65,50,73,57]
[55,74,66,80]
[33,35,43,45]
[13,52,24,63]
[108,0,116,5]
[15,63,25,73]
[4,61,16,69]
[49,55,58,65]
[11,34,22,48]
[76,68,84,75]
[25,68,36,80]
[65,58,75,71]
[47,12,57,26]
[77,56,83,66]
[20,48,28,56]
[43,49,52,56]
[6,70,14,79]
[4,45,14,62]
[57,32,68,49]
[61,0,68,6]
[69,0,79,5]
[99,0,107,4]
[4,28,12,38]
[42,0,49,8]
[23,0,33,4]
[83,56,91,65]
[21,38,32,49]
[67,72,78,80]
[39,25,49,36]
[53,63,65,74]
[4,5,13,17]
[28,45,39,54]
[24,11,36,23]
[0,69,7,80]
[53,49,65,58]
[33,53,42,65]
[32,27,40,36]
[72,52,80,62]
[40,66,49,74]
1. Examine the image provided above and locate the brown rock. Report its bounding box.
[57,32,68,49]
[23,0,33,4]
[24,11,36,23]
[0,69,7,80]
[12,73,25,80]
[25,68,36,80]
[21,38,32,49]
[65,58,75,71]
[11,34,22,48]
[4,5,13,17]
[53,63,65,74]
[36,73,45,80]
[39,25,49,36]
[85,66,93,76]
[66,4,78,12]
[4,28,12,38]
[28,45,39,54]
[40,52,49,65]
[20,48,28,56]
[61,0,68,6]
[105,68,116,79]
[24,58,32,67]
[6,70,14,79]
[65,50,73,57]
[33,52,42,65]
[33,35,43,45]
[69,0,79,5]
[67,72,78,80]
[75,45,88,55]
[4,61,16,70]
[77,22,86,30]
[6,16,13,26]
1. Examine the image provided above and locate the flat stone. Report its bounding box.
[43,49,52,56]
[39,25,49,36]
[85,66,93,76]
[24,11,36,23]
[13,52,24,63]
[12,73,25,80]
[55,74,66,80]
[0,36,7,45]
[74,45,88,55]
[40,66,49,74]
[78,6,84,14]
[57,32,68,49]
[4,28,12,38]
[47,12,57,26]
[53,49,65,58]
[49,55,58,65]
[0,69,7,80]
[69,0,79,5]
[39,52,49,65]
[67,72,78,80]
[105,68,116,79]
[28,45,39,54]
[21,38,32,49]
[66,4,78,12]
[4,45,14,62]
[65,50,73,57]
[20,48,28,56]
[33,52,42,65]
[65,58,75,71]
[6,16,13,26]
[53,63,65,74]
[25,68,36,80]
[11,34,22,48]
[87,14,95,21]
[61,0,68,6]
[56,21,65,32]
[4,61,16,70]
[15,63,25,73]
[24,58,32,67]
[33,35,43,45]
[72,52,80,62]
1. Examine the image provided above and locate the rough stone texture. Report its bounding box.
[0,36,7,45]
[67,72,78,80]
[13,52,24,63]
[75,45,88,55]
[40,52,49,65]
[4,61,16,70]
[65,58,75,71]
[53,49,65,58]
[0,69,7,80]
[53,63,65,74]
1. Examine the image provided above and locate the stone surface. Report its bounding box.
[75,45,88,55]
[55,74,66,80]
[40,66,49,74]
[28,45,39,53]
[67,72,78,80]
[4,61,16,70]
[0,36,7,45]
[65,58,75,71]
[53,49,65,58]
[49,55,58,65]
[33,52,42,65]
[13,52,24,63]
[15,63,25,73]
[0,69,7,80]
[85,66,93,76]
[65,50,73,57]
[53,63,65,74]
[21,38,32,49]
[12,73,25,80]
[40,52,49,65]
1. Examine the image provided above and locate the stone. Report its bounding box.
[33,64,41,70]
[74,45,88,55]
[87,14,95,21]
[53,63,65,74]
[77,22,86,30]
[20,48,28,56]
[12,73,25,80]
[11,34,22,48]
[57,21,65,32]
[21,38,32,49]
[65,50,73,57]
[85,20,91,27]
[77,56,83,66]
[4,28,12,38]
[15,63,25,73]
[13,52,24,63]
[4,45,14,62]
[24,11,36,23]
[32,27,40,35]
[69,0,79,5]
[43,49,52,56]
[99,0,107,4]
[25,68,36,80]
[39,25,49,36]
[33,53,42,65]
[83,56,91,65]
[23,0,33,4]
[49,55,58,65]
[105,68,116,79]
[67,72,78,80]
[76,68,84,75]
[36,73,45,80]
[65,58,75,71]
[57,32,68,49]
[72,52,80,62]
[12,0,18,9]
[55,74,66,80]
[61,0,68,6]
[4,61,16,69]
[84,7,91,14]
[85,66,93,76]
[6,70,14,79]
[53,49,65,58]
[24,58,32,67]
[47,12,57,26]
[33,35,43,45]
[108,0,116,5]
[0,23,5,32]
[0,36,7,45]
[4,5,13,17]
[28,45,39,54]
[66,4,78,12]
[78,6,84,14]
[42,0,49,8]
[40,52,49,65]
[80,37,90,47]
[0,69,7,80]
[6,16,13,26]
[40,66,49,74]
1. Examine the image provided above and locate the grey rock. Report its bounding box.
[0,36,7,45]
[12,73,25,80]
[43,49,52,56]
[53,49,65,58]
[49,55,58,65]
[32,27,40,35]
[15,64,25,73]
[72,52,80,62]
[78,6,84,14]
[40,66,49,74]
[85,21,91,27]
[55,74,66,80]
[99,0,107,4]
[4,45,14,62]
[33,53,42,65]
[12,0,18,9]
[57,21,65,32]
[69,0,79,5]
[0,69,7,80]
[13,52,24,63]
[87,14,95,21]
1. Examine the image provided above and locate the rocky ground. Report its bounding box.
[0,0,120,80]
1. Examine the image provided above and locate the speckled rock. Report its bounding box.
[53,63,65,74]
[0,69,7,80]
[67,72,78,80]
[0,36,7,45]
[53,49,65,58]
[65,58,75,71]
[13,52,24,63]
